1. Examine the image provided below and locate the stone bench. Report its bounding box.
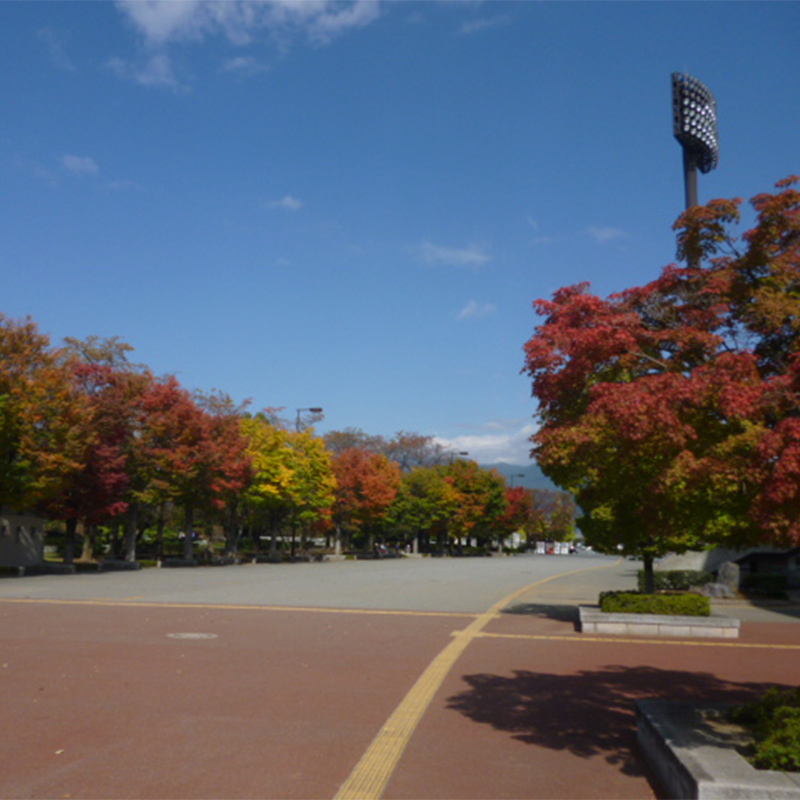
[637,700,800,799]
[578,606,740,638]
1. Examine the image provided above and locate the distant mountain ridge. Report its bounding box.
[486,462,557,491]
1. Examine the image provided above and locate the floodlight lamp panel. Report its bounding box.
[671,71,719,173]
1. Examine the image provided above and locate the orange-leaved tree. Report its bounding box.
[0,316,90,540]
[441,460,507,551]
[332,447,401,553]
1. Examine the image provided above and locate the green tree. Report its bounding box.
[389,466,457,552]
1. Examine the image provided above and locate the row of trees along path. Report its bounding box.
[0,330,574,564]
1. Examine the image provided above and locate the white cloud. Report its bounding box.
[526,216,555,245]
[458,15,508,36]
[585,225,628,244]
[13,155,55,186]
[62,155,99,175]
[114,0,381,47]
[105,179,141,192]
[435,421,538,465]
[115,0,212,44]
[307,0,381,44]
[222,55,270,77]
[37,28,77,72]
[107,53,182,89]
[419,241,491,268]
[270,195,304,211]
[457,300,496,320]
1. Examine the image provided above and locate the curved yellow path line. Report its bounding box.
[334,561,617,800]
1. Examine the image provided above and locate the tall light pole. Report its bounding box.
[672,72,719,210]
[295,407,323,432]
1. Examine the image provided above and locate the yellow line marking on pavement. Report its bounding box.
[7,597,794,653]
[334,561,618,800]
[0,597,473,618]
[474,631,800,650]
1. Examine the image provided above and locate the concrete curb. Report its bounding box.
[636,700,800,799]
[579,606,740,638]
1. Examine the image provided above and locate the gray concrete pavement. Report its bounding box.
[0,552,632,613]
[3,554,798,625]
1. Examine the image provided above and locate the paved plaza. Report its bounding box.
[1,554,799,799]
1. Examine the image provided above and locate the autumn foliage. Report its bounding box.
[523,177,800,580]
[2,314,579,563]
[331,447,402,550]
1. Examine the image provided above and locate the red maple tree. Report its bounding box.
[523,177,800,589]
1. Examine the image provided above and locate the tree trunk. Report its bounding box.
[110,522,121,559]
[224,502,239,558]
[124,502,138,562]
[183,504,194,560]
[156,504,165,560]
[300,523,307,555]
[642,553,656,594]
[334,523,342,556]
[80,524,96,562]
[64,518,77,565]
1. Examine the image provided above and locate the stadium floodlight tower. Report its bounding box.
[672,72,719,209]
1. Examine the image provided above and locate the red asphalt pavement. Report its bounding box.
[2,592,800,799]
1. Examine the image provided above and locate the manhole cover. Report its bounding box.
[167,633,218,640]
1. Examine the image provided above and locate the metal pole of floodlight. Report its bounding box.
[296,407,323,432]
[672,72,719,210]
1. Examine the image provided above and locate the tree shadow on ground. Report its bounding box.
[501,603,578,625]
[447,665,789,779]
[739,597,800,620]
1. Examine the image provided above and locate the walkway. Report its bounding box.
[1,556,798,799]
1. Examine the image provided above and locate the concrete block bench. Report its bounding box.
[637,700,800,799]
[578,606,740,638]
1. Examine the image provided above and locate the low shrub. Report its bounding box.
[599,591,711,616]
[254,553,283,563]
[637,569,713,592]
[730,687,800,772]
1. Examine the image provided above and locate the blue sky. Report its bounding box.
[2,1,799,464]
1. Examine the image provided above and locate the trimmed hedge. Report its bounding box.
[599,591,711,616]
[730,687,800,772]
[637,569,713,592]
